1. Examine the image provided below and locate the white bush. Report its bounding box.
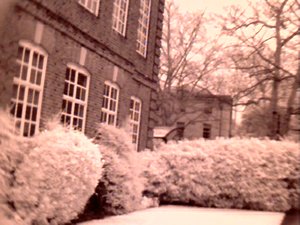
[142,138,300,212]
[0,110,29,225]
[0,109,103,225]
[93,124,144,215]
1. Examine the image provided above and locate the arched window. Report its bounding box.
[10,40,47,137]
[129,96,142,149]
[61,63,90,132]
[100,81,119,126]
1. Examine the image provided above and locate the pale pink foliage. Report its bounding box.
[95,124,145,214]
[0,110,103,225]
[143,138,300,212]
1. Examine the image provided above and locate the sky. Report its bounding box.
[173,0,250,14]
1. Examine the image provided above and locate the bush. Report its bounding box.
[89,124,144,215]
[0,110,103,225]
[0,110,28,225]
[142,138,300,212]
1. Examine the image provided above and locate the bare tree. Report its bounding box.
[157,0,223,126]
[219,0,300,138]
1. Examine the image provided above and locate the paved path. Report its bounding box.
[79,206,285,225]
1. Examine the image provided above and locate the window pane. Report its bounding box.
[27,89,34,103]
[38,55,44,69]
[69,84,74,96]
[32,52,38,67]
[16,103,23,118]
[34,91,39,105]
[65,115,71,125]
[24,49,30,63]
[25,106,31,120]
[67,101,72,114]
[79,105,84,117]
[136,102,140,111]
[24,122,30,136]
[110,101,116,111]
[130,99,134,109]
[78,119,83,129]
[70,69,76,82]
[21,65,28,80]
[134,112,139,121]
[74,103,79,116]
[76,87,81,100]
[32,107,37,121]
[81,89,86,101]
[36,71,42,85]
[19,86,25,101]
[100,112,107,123]
[108,114,115,125]
[30,69,36,84]
[102,97,108,108]
[30,124,36,136]
[78,73,87,87]
[73,117,78,127]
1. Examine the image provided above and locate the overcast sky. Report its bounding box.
[173,0,250,14]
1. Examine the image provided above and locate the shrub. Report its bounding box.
[142,138,300,212]
[0,110,29,225]
[0,110,103,225]
[90,124,144,215]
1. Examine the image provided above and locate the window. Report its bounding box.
[203,123,211,139]
[129,97,142,148]
[112,0,129,35]
[137,0,151,57]
[11,41,47,137]
[100,81,119,126]
[78,0,100,16]
[61,65,90,132]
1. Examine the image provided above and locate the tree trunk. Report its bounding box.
[282,52,300,135]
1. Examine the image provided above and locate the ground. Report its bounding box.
[79,206,285,225]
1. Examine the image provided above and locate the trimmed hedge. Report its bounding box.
[0,111,103,225]
[142,138,300,212]
[89,124,145,215]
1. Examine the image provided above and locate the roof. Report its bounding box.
[153,126,175,138]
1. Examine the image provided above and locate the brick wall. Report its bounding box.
[0,0,165,150]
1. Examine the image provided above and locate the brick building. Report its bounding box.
[0,0,165,150]
[153,92,233,145]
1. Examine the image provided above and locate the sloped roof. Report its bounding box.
[153,126,175,138]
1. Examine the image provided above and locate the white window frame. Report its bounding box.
[129,96,142,150]
[11,40,47,137]
[112,0,129,36]
[137,0,151,57]
[100,81,119,126]
[61,63,90,132]
[78,0,100,16]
